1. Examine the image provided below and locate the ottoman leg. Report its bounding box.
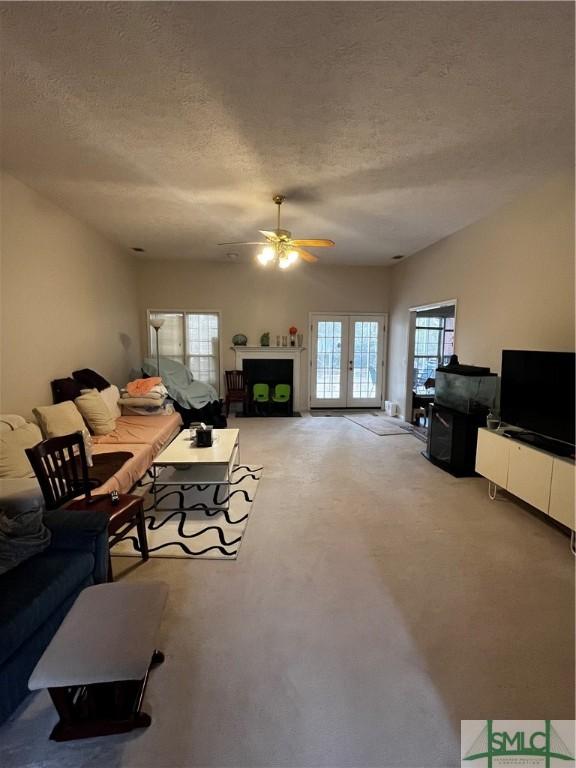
[136,502,149,562]
[48,679,155,741]
[48,686,76,727]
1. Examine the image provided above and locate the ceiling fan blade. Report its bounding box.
[259,230,280,241]
[291,239,335,248]
[295,248,319,263]
[217,241,269,246]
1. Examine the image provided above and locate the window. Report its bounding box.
[148,310,220,392]
[316,321,343,399]
[352,320,379,399]
[413,312,455,394]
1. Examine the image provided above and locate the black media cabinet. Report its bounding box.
[423,403,487,477]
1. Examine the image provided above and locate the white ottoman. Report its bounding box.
[29,580,168,741]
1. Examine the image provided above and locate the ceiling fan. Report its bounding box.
[218,194,335,269]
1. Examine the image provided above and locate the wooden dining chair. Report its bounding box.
[224,370,248,415]
[25,433,149,579]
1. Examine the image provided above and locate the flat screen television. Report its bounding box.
[500,350,575,447]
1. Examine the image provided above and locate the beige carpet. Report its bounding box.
[1,415,573,768]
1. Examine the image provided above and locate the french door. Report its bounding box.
[310,314,387,408]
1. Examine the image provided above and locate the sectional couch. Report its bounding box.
[0,498,109,724]
[89,411,182,493]
[1,395,182,500]
[0,395,182,724]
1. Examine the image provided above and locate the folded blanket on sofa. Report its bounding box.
[126,377,162,397]
[120,395,167,408]
[121,390,164,400]
[121,384,167,400]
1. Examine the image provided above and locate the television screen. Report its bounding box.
[500,350,576,446]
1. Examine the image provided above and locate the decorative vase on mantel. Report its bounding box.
[289,326,298,347]
[260,332,270,347]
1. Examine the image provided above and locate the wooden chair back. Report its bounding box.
[25,433,92,511]
[225,370,246,395]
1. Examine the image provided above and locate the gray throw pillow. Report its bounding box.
[0,498,51,576]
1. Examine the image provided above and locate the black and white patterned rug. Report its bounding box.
[113,464,263,560]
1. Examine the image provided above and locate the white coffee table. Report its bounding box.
[151,428,240,518]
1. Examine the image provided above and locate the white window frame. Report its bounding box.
[146,309,223,395]
[402,299,458,420]
[308,311,388,409]
[413,314,455,394]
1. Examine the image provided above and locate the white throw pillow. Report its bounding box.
[74,390,116,435]
[0,415,27,433]
[0,422,43,478]
[33,402,86,439]
[98,385,122,420]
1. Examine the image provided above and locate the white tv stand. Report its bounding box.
[475,427,575,531]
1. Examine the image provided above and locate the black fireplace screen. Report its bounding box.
[243,358,294,412]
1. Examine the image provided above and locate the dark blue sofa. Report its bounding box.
[0,507,109,724]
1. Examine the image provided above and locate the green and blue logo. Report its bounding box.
[461,720,575,768]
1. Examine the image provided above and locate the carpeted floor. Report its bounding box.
[1,415,573,768]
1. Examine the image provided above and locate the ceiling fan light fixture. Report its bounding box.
[226,194,332,270]
[257,246,275,266]
[287,250,299,265]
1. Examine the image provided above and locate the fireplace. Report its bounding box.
[243,358,294,415]
[233,345,305,413]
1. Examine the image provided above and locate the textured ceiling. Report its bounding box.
[0,2,574,265]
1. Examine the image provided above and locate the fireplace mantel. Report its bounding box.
[232,346,306,411]
[230,344,306,357]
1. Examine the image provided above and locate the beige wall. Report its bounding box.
[0,173,141,417]
[135,260,391,406]
[387,173,575,417]
[3,170,571,420]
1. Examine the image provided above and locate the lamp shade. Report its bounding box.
[149,318,165,330]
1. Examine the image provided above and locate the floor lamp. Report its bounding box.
[149,318,165,378]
